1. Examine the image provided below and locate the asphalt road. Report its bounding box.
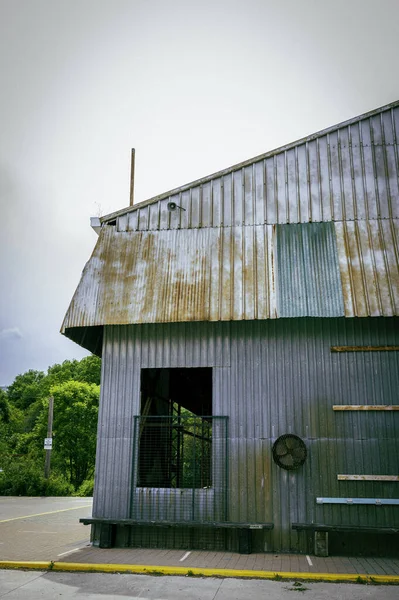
[1,570,398,600]
[0,497,93,561]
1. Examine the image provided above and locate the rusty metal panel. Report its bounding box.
[62,216,398,334]
[335,219,399,317]
[62,224,277,331]
[276,222,344,317]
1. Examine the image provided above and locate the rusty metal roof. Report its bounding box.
[62,101,399,346]
[62,224,277,331]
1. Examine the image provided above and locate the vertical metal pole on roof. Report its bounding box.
[44,396,54,479]
[130,148,135,206]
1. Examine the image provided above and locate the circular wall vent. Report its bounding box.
[272,434,307,470]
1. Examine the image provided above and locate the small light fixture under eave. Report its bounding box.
[90,216,102,235]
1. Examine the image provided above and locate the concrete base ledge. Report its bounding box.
[0,561,398,585]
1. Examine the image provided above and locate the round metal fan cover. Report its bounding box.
[272,434,307,470]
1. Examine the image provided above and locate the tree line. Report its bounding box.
[0,356,101,496]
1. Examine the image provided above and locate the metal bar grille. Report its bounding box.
[131,415,228,522]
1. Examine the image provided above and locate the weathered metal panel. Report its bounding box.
[276,222,344,317]
[93,318,399,551]
[63,102,399,338]
[62,224,277,331]
[62,217,398,334]
[335,219,399,317]
[101,102,399,230]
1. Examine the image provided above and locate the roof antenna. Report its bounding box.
[129,148,135,206]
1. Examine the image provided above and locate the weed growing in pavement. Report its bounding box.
[285,580,309,592]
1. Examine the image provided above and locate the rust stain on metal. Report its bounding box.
[334,219,399,318]
[61,224,278,329]
[271,224,277,318]
[331,345,399,352]
[62,102,399,332]
[333,405,399,411]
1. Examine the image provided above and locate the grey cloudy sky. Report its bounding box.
[1,0,398,385]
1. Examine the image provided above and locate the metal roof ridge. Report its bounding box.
[100,99,399,224]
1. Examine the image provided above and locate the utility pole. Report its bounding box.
[129,148,135,206]
[44,396,54,479]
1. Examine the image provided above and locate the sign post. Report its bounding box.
[44,396,54,478]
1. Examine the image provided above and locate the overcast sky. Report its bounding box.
[1,0,398,385]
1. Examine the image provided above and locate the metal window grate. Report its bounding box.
[131,415,228,522]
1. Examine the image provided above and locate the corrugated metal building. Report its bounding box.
[62,101,399,555]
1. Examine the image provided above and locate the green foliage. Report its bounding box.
[74,356,101,386]
[46,356,101,388]
[6,356,101,414]
[0,389,10,423]
[6,370,46,411]
[74,477,94,497]
[1,354,102,496]
[0,457,74,496]
[50,381,100,488]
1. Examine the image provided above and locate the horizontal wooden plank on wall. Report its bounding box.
[317,498,399,505]
[337,475,399,482]
[331,346,399,352]
[333,405,399,411]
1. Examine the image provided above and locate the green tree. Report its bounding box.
[47,381,100,488]
[46,356,101,388]
[75,355,101,385]
[0,394,24,474]
[0,389,10,423]
[6,370,46,411]
[2,356,102,495]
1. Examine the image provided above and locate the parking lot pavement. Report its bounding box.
[1,570,399,600]
[1,497,398,584]
[0,497,92,561]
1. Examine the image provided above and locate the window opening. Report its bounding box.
[137,368,212,489]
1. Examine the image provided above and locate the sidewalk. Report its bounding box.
[0,497,398,584]
[54,545,399,582]
[2,545,399,584]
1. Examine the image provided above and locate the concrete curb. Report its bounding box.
[0,561,399,584]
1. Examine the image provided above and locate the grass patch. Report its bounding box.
[186,569,204,577]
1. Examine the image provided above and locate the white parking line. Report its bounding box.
[57,547,82,557]
[19,531,58,534]
[0,504,92,523]
[179,551,191,562]
[306,555,313,566]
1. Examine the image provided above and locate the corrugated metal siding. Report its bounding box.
[93,321,232,519]
[62,224,277,330]
[62,104,399,336]
[62,217,398,337]
[276,222,344,317]
[113,105,399,231]
[93,318,399,551]
[335,219,399,316]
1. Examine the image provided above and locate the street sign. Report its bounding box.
[44,437,53,450]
